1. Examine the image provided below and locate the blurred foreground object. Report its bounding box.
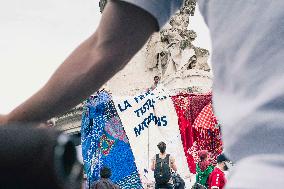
[0,126,82,189]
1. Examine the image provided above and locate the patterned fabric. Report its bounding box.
[189,105,223,166]
[171,94,195,173]
[193,103,217,130]
[191,101,222,165]
[189,135,222,166]
[115,172,142,188]
[171,94,192,146]
[189,93,212,124]
[82,90,222,188]
[113,86,191,187]
[172,93,223,173]
[81,91,142,188]
[196,163,214,187]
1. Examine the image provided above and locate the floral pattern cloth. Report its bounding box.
[81,91,142,188]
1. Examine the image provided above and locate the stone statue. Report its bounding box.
[158,8,197,79]
[183,0,197,16]
[145,0,210,81]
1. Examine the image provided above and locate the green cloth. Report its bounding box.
[195,163,214,187]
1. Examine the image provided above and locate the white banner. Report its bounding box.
[113,86,190,185]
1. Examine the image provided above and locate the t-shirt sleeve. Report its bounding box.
[118,0,184,30]
[196,0,209,25]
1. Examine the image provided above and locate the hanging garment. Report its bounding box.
[193,103,217,130]
[113,86,191,187]
[172,93,222,173]
[189,93,212,125]
[171,94,195,173]
[189,102,223,165]
[81,91,142,189]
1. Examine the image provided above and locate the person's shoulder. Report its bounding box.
[109,180,120,189]
[91,180,100,189]
[207,164,214,169]
[211,167,218,174]
[213,167,224,175]
[93,180,99,184]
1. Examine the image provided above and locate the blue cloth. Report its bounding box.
[81,91,142,188]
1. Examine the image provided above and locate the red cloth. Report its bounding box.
[193,103,217,130]
[171,94,195,173]
[172,93,223,173]
[208,167,226,189]
[189,101,223,165]
[171,93,212,173]
[189,93,212,125]
[171,94,192,147]
[188,130,223,166]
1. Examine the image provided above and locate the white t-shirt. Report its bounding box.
[118,0,284,188]
[119,0,184,29]
[197,0,284,188]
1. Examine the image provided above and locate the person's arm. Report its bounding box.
[151,156,156,171]
[170,156,177,172]
[1,0,157,125]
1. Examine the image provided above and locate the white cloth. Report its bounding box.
[113,86,190,186]
[198,0,284,188]
[119,0,184,29]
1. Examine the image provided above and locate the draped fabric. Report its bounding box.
[81,91,142,189]
[193,103,217,130]
[188,94,223,165]
[113,87,191,187]
[171,94,195,173]
[171,93,222,173]
[189,93,212,125]
[81,89,223,188]
[190,102,223,165]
